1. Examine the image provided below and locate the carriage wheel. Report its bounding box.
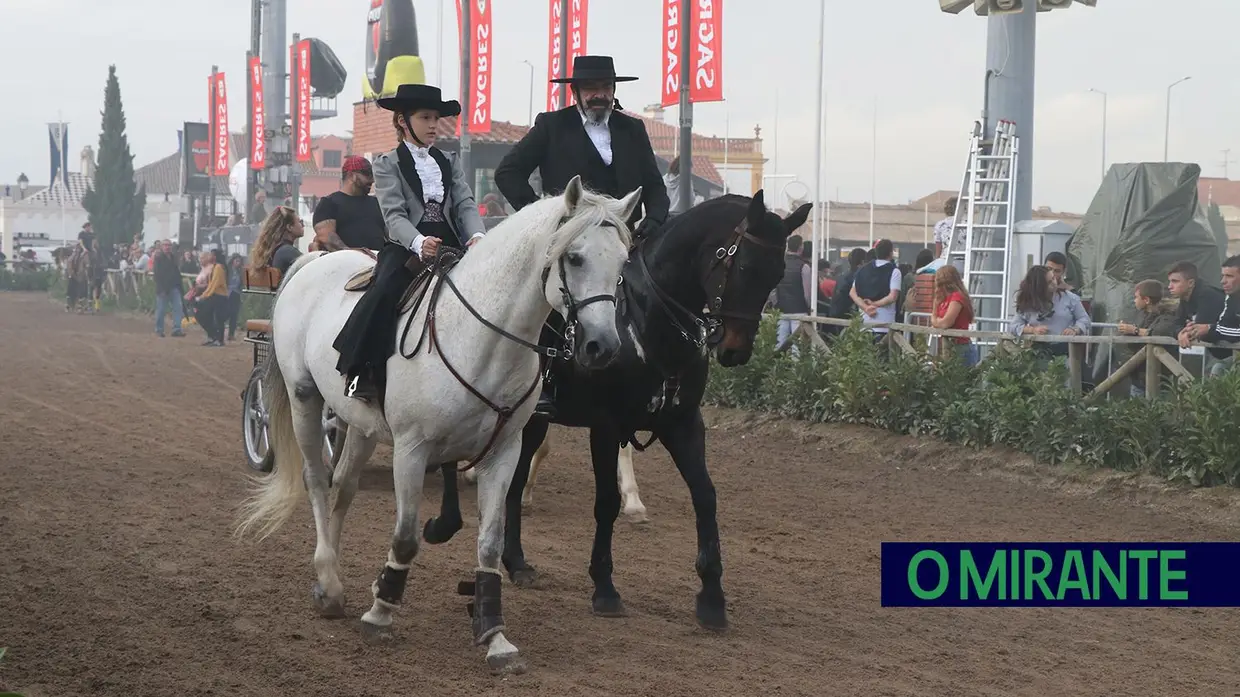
[241,365,275,473]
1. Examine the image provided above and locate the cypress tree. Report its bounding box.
[82,65,145,252]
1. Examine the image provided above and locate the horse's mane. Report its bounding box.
[497,187,634,276]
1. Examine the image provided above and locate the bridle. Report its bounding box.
[636,217,784,349]
[396,214,619,471]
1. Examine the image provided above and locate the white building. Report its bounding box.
[1,147,184,258]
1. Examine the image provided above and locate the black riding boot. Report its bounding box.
[333,244,416,403]
[532,318,563,420]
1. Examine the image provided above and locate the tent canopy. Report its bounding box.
[1066,162,1221,325]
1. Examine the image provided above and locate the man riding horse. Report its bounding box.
[65,225,103,313]
[494,55,670,419]
[333,82,488,402]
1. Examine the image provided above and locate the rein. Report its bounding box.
[396,216,618,471]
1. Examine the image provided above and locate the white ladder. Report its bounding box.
[946,119,1019,329]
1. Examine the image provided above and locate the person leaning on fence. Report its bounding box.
[849,238,903,339]
[195,249,230,347]
[929,264,978,367]
[152,240,185,337]
[1118,279,1179,396]
[249,206,306,279]
[1010,264,1091,357]
[772,233,811,349]
[1181,255,1240,377]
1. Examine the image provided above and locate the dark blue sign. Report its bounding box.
[881,542,1240,607]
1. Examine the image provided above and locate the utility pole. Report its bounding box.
[676,0,692,214]
[459,1,472,188]
[262,0,288,217]
[1221,149,1237,179]
[559,0,569,91]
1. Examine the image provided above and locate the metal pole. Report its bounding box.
[209,65,219,226]
[289,34,300,215]
[459,1,473,188]
[1164,76,1191,162]
[1088,88,1106,180]
[723,98,729,195]
[676,0,692,213]
[984,3,1035,223]
[810,0,824,317]
[437,0,444,86]
[247,0,262,223]
[523,60,534,125]
[559,0,570,83]
[869,97,876,247]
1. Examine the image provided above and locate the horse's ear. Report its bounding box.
[785,203,812,234]
[565,175,584,213]
[616,186,643,223]
[746,189,767,227]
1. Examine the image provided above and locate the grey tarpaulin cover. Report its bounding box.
[1066,162,1222,381]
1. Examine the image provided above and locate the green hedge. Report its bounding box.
[704,313,1240,488]
[0,267,55,292]
[47,273,271,323]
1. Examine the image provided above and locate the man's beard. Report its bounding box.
[582,97,612,123]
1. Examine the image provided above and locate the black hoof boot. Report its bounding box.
[423,514,462,545]
[591,593,628,618]
[533,385,557,420]
[695,592,729,632]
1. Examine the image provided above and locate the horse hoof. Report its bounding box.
[591,595,628,618]
[695,597,729,632]
[311,582,347,619]
[486,651,528,676]
[423,516,462,545]
[509,566,539,588]
[359,620,395,644]
[624,509,649,524]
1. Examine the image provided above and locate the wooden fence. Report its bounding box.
[783,313,1234,401]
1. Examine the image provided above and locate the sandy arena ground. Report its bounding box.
[2,291,1240,696]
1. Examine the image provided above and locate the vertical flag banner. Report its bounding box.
[249,56,266,170]
[566,0,588,105]
[692,0,723,103]
[48,123,69,189]
[295,39,313,162]
[546,0,563,112]
[469,0,492,133]
[182,122,211,195]
[211,73,230,176]
[660,0,682,108]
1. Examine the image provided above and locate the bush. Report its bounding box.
[0,267,55,292]
[704,313,1240,487]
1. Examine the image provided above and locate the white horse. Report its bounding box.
[465,436,648,523]
[235,177,638,675]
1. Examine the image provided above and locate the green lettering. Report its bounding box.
[1159,550,1188,601]
[961,550,1006,600]
[1023,550,1054,600]
[1092,550,1126,600]
[908,550,949,600]
[1011,548,1020,596]
[1129,550,1158,600]
[1056,550,1090,600]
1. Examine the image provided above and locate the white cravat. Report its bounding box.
[580,111,613,165]
[401,141,483,256]
[404,141,445,203]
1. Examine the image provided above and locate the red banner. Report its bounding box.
[469,0,492,133]
[546,0,563,112]
[248,56,266,170]
[295,39,312,162]
[660,0,682,108]
[692,0,723,103]
[566,0,588,106]
[210,73,230,176]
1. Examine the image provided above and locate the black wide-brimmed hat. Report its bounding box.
[376,83,462,117]
[550,55,638,84]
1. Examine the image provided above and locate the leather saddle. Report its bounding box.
[341,251,440,316]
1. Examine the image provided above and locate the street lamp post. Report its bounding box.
[522,60,535,126]
[1088,88,1107,180]
[1164,76,1191,162]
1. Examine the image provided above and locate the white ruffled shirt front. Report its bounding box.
[403,141,483,255]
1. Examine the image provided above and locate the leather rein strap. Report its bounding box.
[396,219,618,472]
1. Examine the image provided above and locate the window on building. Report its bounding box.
[322,150,343,169]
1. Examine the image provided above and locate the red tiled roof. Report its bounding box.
[135,133,348,195]
[1199,177,1240,208]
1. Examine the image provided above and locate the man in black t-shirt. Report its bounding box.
[312,156,387,251]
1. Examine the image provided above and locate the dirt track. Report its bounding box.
[2,291,1240,696]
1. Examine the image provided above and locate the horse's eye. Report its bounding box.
[566,252,584,267]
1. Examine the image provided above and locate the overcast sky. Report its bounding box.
[2,0,1235,213]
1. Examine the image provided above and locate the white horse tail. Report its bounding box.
[235,253,322,540]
